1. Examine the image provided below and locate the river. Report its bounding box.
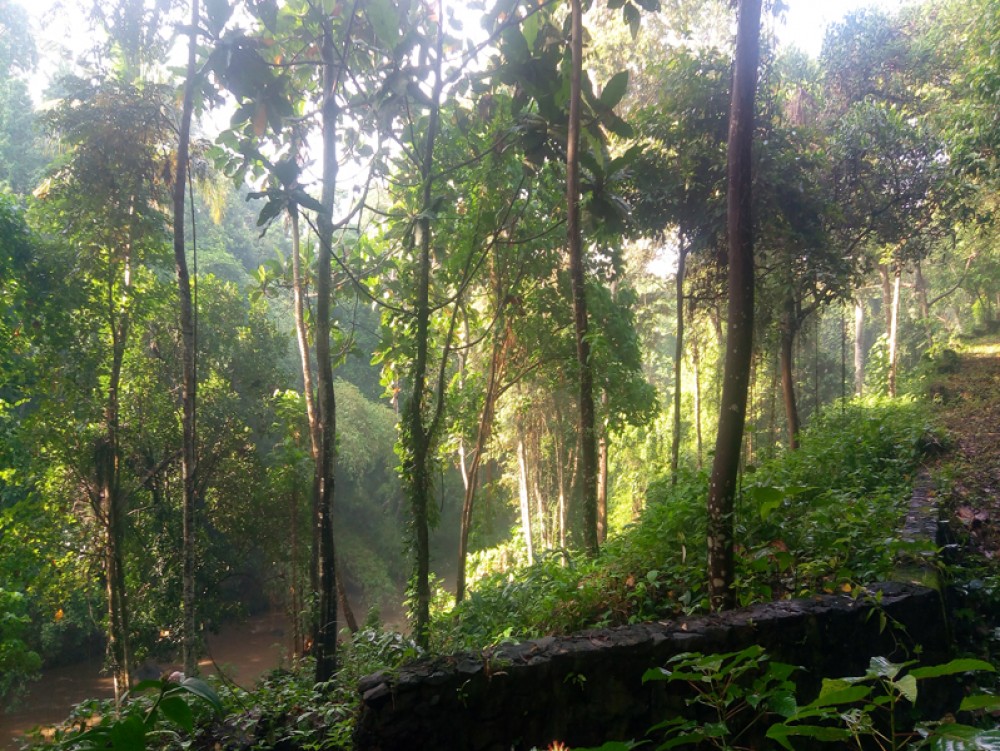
[0,611,294,750]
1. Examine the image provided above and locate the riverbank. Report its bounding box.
[0,611,292,749]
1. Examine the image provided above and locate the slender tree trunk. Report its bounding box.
[596,390,608,543]
[854,298,865,396]
[567,0,599,557]
[707,0,761,613]
[314,17,340,682]
[880,264,893,336]
[888,264,902,398]
[172,0,200,676]
[692,331,703,470]
[779,294,800,450]
[671,240,688,484]
[290,208,322,603]
[404,2,446,648]
[517,428,534,564]
[289,483,303,657]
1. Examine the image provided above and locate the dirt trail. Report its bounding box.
[932,337,1000,561]
[0,611,293,750]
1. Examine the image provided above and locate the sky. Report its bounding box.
[14,0,911,66]
[774,0,906,57]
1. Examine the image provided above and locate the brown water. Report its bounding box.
[0,611,294,750]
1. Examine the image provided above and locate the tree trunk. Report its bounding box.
[707,0,761,613]
[404,2,446,648]
[779,294,800,450]
[671,240,688,484]
[313,17,340,682]
[854,298,865,396]
[289,207,321,594]
[597,390,608,543]
[172,0,200,676]
[455,332,505,602]
[567,0,599,557]
[517,428,534,565]
[692,331,703,470]
[888,264,901,398]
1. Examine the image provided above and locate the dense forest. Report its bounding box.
[3,0,1000,746]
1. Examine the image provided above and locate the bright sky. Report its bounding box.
[774,0,907,57]
[10,0,911,109]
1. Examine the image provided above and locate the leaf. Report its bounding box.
[366,0,400,49]
[920,725,1000,751]
[204,0,234,36]
[110,714,146,751]
[894,673,918,703]
[179,676,223,712]
[600,71,630,111]
[252,102,268,137]
[807,681,871,708]
[910,658,996,680]
[623,3,641,39]
[159,696,194,732]
[867,656,905,680]
[602,110,634,139]
[960,694,1000,712]
[767,723,853,750]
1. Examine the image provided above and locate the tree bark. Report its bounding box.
[172,0,200,676]
[455,329,506,602]
[779,293,800,450]
[404,1,446,648]
[671,240,688,483]
[289,208,322,604]
[517,428,535,564]
[706,0,761,613]
[888,264,902,398]
[692,331,703,469]
[314,16,340,682]
[567,0,599,557]
[597,391,608,544]
[854,298,865,396]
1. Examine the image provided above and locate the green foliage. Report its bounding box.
[640,645,798,750]
[48,676,222,751]
[768,656,998,750]
[0,587,42,704]
[438,395,932,649]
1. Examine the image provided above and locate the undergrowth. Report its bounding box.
[433,396,935,652]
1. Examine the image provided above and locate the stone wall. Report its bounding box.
[354,583,948,751]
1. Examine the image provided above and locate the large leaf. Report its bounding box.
[921,725,1000,751]
[110,714,147,751]
[600,71,630,111]
[959,694,1000,712]
[179,676,223,712]
[366,0,400,48]
[767,723,853,751]
[910,659,996,680]
[159,696,194,732]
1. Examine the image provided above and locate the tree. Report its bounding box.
[34,74,172,696]
[706,0,762,612]
[171,0,200,676]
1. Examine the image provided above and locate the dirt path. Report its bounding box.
[932,336,1000,561]
[0,611,293,750]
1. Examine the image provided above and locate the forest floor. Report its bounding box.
[931,334,1000,566]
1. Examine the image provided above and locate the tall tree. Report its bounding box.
[566,0,599,556]
[35,75,172,696]
[706,0,761,612]
[172,0,200,677]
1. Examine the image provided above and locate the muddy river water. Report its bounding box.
[0,611,293,749]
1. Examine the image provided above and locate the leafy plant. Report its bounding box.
[641,645,798,750]
[53,676,221,751]
[767,656,999,751]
